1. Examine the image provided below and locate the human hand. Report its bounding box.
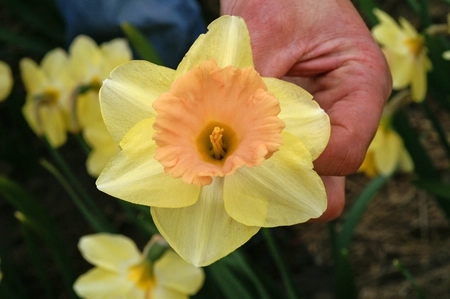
[220,0,392,221]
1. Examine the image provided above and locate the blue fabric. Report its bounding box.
[56,0,206,68]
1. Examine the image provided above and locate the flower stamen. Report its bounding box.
[210,127,226,160]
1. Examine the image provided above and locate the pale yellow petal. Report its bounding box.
[410,53,430,102]
[154,250,204,295]
[40,106,68,148]
[264,78,330,160]
[20,58,46,92]
[100,38,132,78]
[386,50,414,89]
[374,129,402,176]
[83,120,119,177]
[100,60,174,143]
[399,146,414,173]
[69,35,102,83]
[443,50,450,60]
[153,285,188,299]
[224,132,326,227]
[399,17,419,38]
[372,9,404,49]
[151,177,260,267]
[175,15,253,78]
[73,267,137,299]
[77,90,102,129]
[0,61,13,101]
[22,97,41,135]
[41,48,69,80]
[78,233,141,273]
[96,118,200,208]
[86,141,118,177]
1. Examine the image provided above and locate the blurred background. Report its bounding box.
[1,0,450,298]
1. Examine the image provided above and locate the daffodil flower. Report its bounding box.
[372,9,432,102]
[359,117,413,177]
[97,16,330,266]
[81,105,120,177]
[68,35,132,130]
[74,234,204,299]
[21,49,75,148]
[0,61,13,101]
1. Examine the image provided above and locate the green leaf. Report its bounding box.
[0,26,52,54]
[417,0,431,28]
[335,248,358,299]
[393,259,427,299]
[425,35,450,111]
[337,175,390,250]
[2,0,65,44]
[206,250,271,299]
[0,176,76,298]
[393,110,450,218]
[40,159,113,233]
[0,246,29,298]
[121,22,164,65]
[406,0,421,14]
[18,217,53,299]
[261,229,298,299]
[354,0,379,27]
[413,179,450,200]
[207,259,255,299]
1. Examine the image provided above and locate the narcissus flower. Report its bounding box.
[80,92,119,177]
[68,35,132,130]
[21,49,75,147]
[0,61,13,101]
[74,234,204,299]
[359,117,413,177]
[97,16,330,266]
[372,9,432,102]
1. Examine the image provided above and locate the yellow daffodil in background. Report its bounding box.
[73,234,204,299]
[21,49,75,148]
[359,117,413,178]
[97,16,330,266]
[68,35,132,176]
[443,50,450,60]
[0,61,13,101]
[82,112,119,177]
[372,9,432,102]
[68,35,132,130]
[0,258,3,283]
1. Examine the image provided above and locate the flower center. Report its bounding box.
[34,87,60,106]
[404,36,424,57]
[127,261,156,292]
[210,127,226,160]
[195,121,239,166]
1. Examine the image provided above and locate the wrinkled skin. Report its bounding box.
[221,0,392,221]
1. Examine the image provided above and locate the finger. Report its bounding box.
[309,176,346,222]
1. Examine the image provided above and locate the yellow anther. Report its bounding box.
[210,127,226,160]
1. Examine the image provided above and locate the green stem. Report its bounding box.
[337,175,390,250]
[118,201,159,235]
[418,0,431,28]
[261,229,298,299]
[75,133,91,156]
[42,138,111,228]
[18,219,53,299]
[393,259,426,299]
[40,159,113,232]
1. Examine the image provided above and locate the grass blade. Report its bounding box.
[121,22,164,65]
